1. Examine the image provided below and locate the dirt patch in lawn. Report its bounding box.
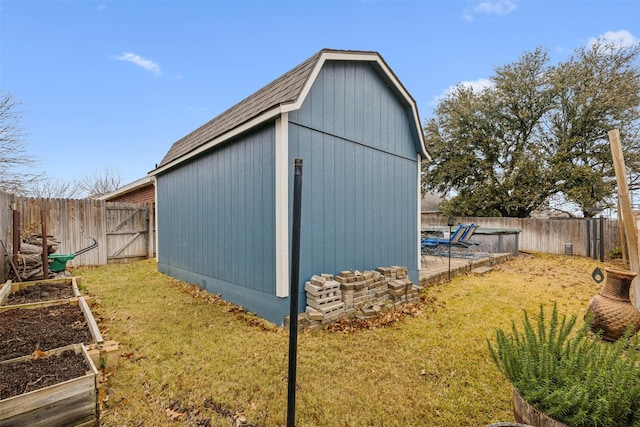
[0,305,93,361]
[0,350,88,400]
[3,283,75,306]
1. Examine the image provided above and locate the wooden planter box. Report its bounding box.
[0,343,98,427]
[0,278,119,371]
[513,388,568,427]
[0,296,103,345]
[0,277,82,308]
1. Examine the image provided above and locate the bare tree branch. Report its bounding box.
[75,167,122,197]
[0,89,41,193]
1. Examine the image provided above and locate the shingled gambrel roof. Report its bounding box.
[154,48,429,173]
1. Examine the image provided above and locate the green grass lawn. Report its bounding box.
[73,252,608,426]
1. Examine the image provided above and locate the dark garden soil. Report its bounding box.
[0,350,88,400]
[2,282,75,306]
[0,305,93,362]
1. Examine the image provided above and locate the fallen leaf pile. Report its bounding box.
[325,294,437,333]
[165,399,212,426]
[175,282,278,332]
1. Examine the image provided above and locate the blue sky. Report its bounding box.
[1,0,639,188]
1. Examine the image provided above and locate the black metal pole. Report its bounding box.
[586,219,591,258]
[448,227,452,281]
[12,209,20,270]
[447,217,454,281]
[592,218,597,260]
[599,216,605,262]
[41,210,48,279]
[287,158,303,427]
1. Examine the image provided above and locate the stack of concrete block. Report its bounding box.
[383,266,421,305]
[304,274,345,328]
[294,265,421,329]
[336,270,387,314]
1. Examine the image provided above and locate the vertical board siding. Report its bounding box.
[157,124,276,294]
[289,126,419,287]
[286,60,421,299]
[290,61,417,160]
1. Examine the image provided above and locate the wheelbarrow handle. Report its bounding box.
[73,237,98,257]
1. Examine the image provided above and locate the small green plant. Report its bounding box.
[488,303,640,426]
[608,247,623,259]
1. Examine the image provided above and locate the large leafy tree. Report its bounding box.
[549,42,640,216]
[423,42,640,218]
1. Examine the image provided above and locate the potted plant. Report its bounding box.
[488,303,640,427]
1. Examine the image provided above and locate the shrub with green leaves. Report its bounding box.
[488,303,640,426]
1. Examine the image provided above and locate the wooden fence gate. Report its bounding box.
[105,204,151,264]
[3,198,155,270]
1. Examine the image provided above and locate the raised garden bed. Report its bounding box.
[0,301,100,362]
[0,277,81,308]
[0,343,98,427]
[0,276,118,370]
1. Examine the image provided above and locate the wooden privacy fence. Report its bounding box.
[0,188,628,276]
[0,191,12,280]
[2,193,155,271]
[422,215,622,258]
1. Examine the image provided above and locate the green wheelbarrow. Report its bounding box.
[48,237,98,272]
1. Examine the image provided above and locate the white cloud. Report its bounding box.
[462,0,517,22]
[114,52,162,76]
[431,78,494,106]
[588,30,639,50]
[460,78,494,92]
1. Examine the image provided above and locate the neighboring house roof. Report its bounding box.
[97,176,155,201]
[152,48,430,176]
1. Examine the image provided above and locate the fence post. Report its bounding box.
[592,219,597,260]
[12,208,20,267]
[41,209,48,279]
[599,216,605,262]
[586,219,591,258]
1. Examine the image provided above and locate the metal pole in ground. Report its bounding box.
[287,158,303,427]
[592,218,597,260]
[447,216,454,281]
[12,208,20,270]
[41,209,49,280]
[586,219,591,258]
[599,216,605,262]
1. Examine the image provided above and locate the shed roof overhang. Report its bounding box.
[150,49,430,178]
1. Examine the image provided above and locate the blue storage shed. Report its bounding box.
[150,49,430,325]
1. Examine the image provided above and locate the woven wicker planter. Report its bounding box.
[586,267,640,341]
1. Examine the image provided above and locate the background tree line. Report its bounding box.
[2,39,639,213]
[422,40,640,218]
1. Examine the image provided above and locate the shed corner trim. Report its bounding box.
[275,112,289,298]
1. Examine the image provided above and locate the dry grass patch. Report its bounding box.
[74,253,613,426]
